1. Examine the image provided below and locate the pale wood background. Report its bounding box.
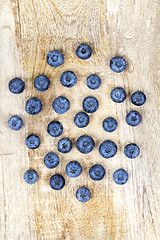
[0,0,160,239]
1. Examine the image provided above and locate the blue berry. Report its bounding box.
[47,121,63,137]
[111,87,126,103]
[74,112,89,128]
[76,135,95,154]
[60,71,77,88]
[25,98,42,115]
[52,96,70,114]
[8,115,23,131]
[131,91,146,106]
[50,174,65,190]
[47,50,64,68]
[9,78,25,94]
[44,152,59,169]
[126,111,142,127]
[66,161,82,178]
[25,134,40,149]
[76,187,91,202]
[110,57,127,73]
[99,140,117,158]
[86,74,101,90]
[24,169,38,184]
[34,75,50,92]
[83,96,99,113]
[103,117,117,132]
[113,169,128,185]
[76,43,92,60]
[89,164,105,181]
[124,143,140,159]
[57,138,72,154]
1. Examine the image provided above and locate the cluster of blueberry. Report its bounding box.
[8,43,146,203]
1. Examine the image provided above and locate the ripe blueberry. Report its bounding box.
[60,71,77,88]
[99,140,117,158]
[47,50,64,68]
[103,117,117,132]
[86,74,101,90]
[76,135,95,154]
[34,75,50,92]
[52,96,70,114]
[126,111,142,127]
[124,143,140,159]
[25,134,40,149]
[25,98,42,115]
[50,174,65,190]
[24,169,38,184]
[83,96,99,113]
[9,78,25,94]
[113,169,128,185]
[44,152,59,169]
[47,121,63,137]
[131,91,146,106]
[111,87,126,103]
[76,187,91,202]
[57,138,72,154]
[89,164,105,181]
[8,115,23,131]
[74,112,89,128]
[66,161,82,178]
[110,57,127,73]
[76,43,92,60]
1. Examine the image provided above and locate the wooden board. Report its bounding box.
[0,0,160,239]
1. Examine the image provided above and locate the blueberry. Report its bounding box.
[89,164,105,181]
[99,140,117,158]
[9,78,25,94]
[76,135,95,154]
[25,98,42,115]
[86,74,101,90]
[44,152,59,169]
[126,111,142,127]
[57,138,72,154]
[83,96,99,113]
[113,169,128,185]
[111,87,126,103]
[8,115,23,131]
[34,75,50,92]
[131,91,146,106]
[124,143,140,159]
[76,43,92,60]
[110,56,127,73]
[47,121,63,137]
[50,174,65,190]
[24,169,38,184]
[25,134,40,149]
[60,71,77,88]
[66,161,82,178]
[76,187,91,202]
[103,117,117,132]
[52,96,70,114]
[47,50,64,68]
[74,112,89,128]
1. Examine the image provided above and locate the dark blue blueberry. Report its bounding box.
[86,74,101,90]
[24,169,38,184]
[83,96,99,113]
[57,138,72,154]
[34,75,50,92]
[103,117,117,132]
[60,71,77,88]
[47,121,63,137]
[52,96,70,114]
[124,143,140,159]
[47,50,64,68]
[99,140,117,158]
[74,112,89,128]
[76,43,92,60]
[44,152,59,169]
[76,135,95,154]
[131,91,146,106]
[113,169,128,185]
[89,164,105,181]
[66,161,82,178]
[110,57,127,73]
[8,78,25,94]
[126,111,142,127]
[8,115,23,131]
[25,98,42,115]
[111,87,126,103]
[25,134,40,149]
[76,187,91,202]
[50,174,65,190]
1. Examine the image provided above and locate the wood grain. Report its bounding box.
[0,0,160,239]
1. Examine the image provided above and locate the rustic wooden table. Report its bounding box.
[0,0,160,239]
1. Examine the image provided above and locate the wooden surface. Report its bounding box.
[0,0,160,239]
